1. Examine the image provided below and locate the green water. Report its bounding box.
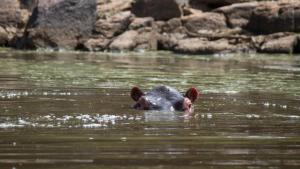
[0,51,299,169]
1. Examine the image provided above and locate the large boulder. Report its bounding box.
[23,0,97,49]
[182,12,227,34]
[247,0,300,34]
[131,0,182,21]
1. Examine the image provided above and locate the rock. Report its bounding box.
[215,2,259,28]
[259,34,299,54]
[247,0,300,34]
[189,0,256,11]
[0,0,30,29]
[183,8,203,16]
[185,28,243,40]
[83,37,111,51]
[19,0,38,11]
[94,11,132,38]
[134,28,158,51]
[109,30,139,51]
[0,26,8,45]
[97,0,132,19]
[163,18,183,33]
[0,0,32,46]
[156,18,185,34]
[174,38,235,54]
[24,0,97,49]
[129,17,154,30]
[109,28,158,51]
[131,0,182,21]
[182,12,227,34]
[157,33,186,50]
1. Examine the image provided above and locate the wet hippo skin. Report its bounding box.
[131,85,199,113]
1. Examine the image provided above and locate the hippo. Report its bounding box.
[130,85,199,113]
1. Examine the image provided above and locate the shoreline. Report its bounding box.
[0,0,299,55]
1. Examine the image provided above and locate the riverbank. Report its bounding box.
[0,0,299,54]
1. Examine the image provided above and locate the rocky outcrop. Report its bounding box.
[23,0,97,49]
[131,0,182,21]
[0,0,299,55]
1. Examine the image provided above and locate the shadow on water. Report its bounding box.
[0,51,300,169]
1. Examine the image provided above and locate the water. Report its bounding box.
[0,50,300,169]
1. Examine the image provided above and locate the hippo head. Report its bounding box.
[130,85,199,113]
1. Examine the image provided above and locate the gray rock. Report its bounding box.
[24,0,97,49]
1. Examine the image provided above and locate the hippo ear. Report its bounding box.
[185,87,199,103]
[131,87,144,101]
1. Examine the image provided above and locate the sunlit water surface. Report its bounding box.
[0,50,300,169]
